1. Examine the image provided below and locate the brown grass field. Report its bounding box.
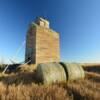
[0,64,99,100]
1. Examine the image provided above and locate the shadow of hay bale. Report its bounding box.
[0,72,38,85]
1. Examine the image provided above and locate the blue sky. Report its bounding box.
[0,0,100,63]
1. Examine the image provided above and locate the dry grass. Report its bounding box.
[17,64,37,72]
[0,82,71,100]
[85,71,100,82]
[66,79,100,100]
[0,71,99,100]
[0,64,6,71]
[0,64,99,100]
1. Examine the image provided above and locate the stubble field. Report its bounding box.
[0,64,99,100]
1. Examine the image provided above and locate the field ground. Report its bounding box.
[0,64,99,100]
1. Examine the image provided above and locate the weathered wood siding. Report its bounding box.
[25,18,60,64]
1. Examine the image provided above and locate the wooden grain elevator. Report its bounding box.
[25,17,60,64]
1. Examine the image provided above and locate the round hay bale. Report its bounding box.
[36,62,66,84]
[60,62,85,81]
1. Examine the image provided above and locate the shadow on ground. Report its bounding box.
[83,66,100,74]
[0,72,38,85]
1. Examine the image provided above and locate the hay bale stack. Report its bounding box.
[60,62,85,81]
[36,62,85,84]
[36,62,66,84]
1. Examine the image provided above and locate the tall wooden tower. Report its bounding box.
[25,17,60,64]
